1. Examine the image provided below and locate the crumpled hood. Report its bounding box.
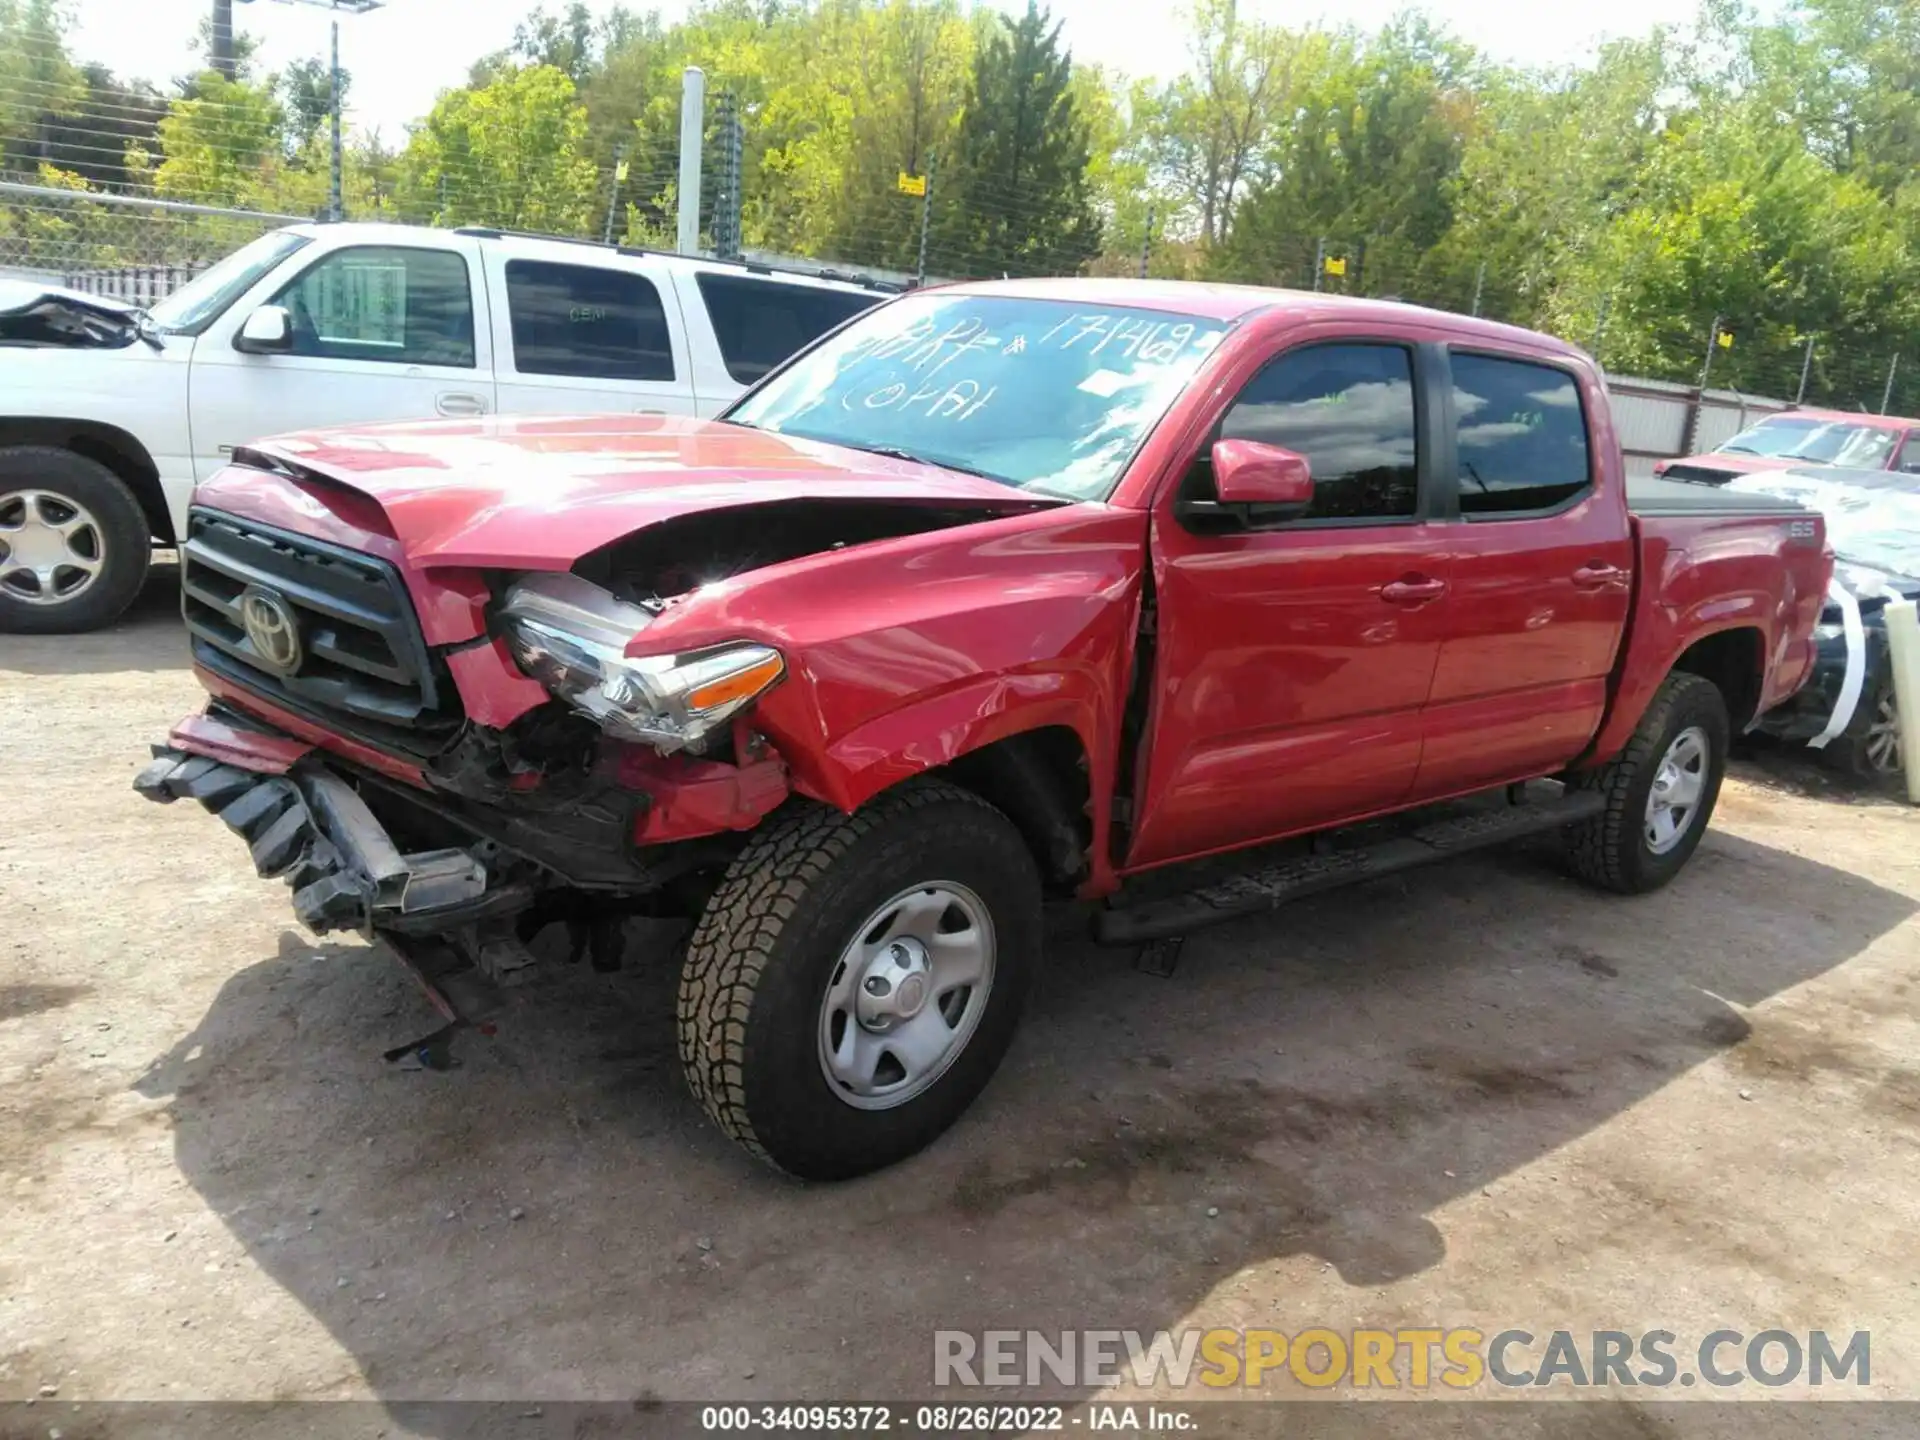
[0,279,145,347]
[219,413,1050,569]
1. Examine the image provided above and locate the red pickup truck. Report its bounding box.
[134,280,1830,1178]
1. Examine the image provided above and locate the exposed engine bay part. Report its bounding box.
[572,497,1052,608]
[0,282,155,349]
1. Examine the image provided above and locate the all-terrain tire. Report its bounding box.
[1564,671,1729,895]
[0,446,152,634]
[677,780,1041,1180]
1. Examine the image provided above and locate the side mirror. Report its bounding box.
[234,304,292,354]
[1212,438,1313,510]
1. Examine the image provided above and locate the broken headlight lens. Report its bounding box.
[500,573,784,753]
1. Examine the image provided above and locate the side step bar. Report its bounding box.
[1094,788,1606,946]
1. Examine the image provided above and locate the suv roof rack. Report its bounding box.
[449,226,907,293]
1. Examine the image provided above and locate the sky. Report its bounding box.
[65,0,1690,141]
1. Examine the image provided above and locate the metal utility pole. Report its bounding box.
[603,145,627,244]
[211,0,236,79]
[1883,353,1901,416]
[1796,335,1816,405]
[1699,316,1725,390]
[915,153,935,286]
[712,93,743,260]
[257,1,383,222]
[1311,236,1325,292]
[676,67,706,255]
[1138,204,1155,280]
[1470,260,1486,318]
[328,19,343,221]
[1591,295,1611,361]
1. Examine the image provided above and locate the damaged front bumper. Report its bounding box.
[134,747,528,940]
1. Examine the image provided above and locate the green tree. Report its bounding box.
[937,1,1100,276]
[281,57,349,153]
[0,0,81,172]
[153,71,285,207]
[399,63,599,232]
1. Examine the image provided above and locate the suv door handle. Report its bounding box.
[1380,575,1447,605]
[1572,562,1624,588]
[435,391,488,417]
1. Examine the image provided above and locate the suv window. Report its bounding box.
[696,273,878,384]
[1452,353,1591,515]
[271,246,474,367]
[1211,342,1419,521]
[1897,433,1920,474]
[505,259,673,381]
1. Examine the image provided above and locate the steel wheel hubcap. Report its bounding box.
[818,882,995,1111]
[0,489,105,605]
[1865,692,1902,774]
[1645,725,1709,855]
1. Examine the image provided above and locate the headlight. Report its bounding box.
[500,573,784,753]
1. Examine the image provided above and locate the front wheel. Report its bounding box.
[0,446,152,634]
[677,781,1041,1180]
[1564,671,1729,895]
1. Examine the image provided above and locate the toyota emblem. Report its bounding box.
[239,586,304,675]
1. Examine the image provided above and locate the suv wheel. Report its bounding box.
[1564,671,1729,894]
[677,781,1041,1180]
[0,446,152,634]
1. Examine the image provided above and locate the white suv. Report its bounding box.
[0,222,889,632]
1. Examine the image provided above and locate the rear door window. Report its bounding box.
[505,259,673,381]
[1451,353,1591,515]
[695,273,879,384]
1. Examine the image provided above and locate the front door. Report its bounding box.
[1126,339,1454,870]
[189,238,493,478]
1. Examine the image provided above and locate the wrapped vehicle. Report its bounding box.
[134,280,1831,1178]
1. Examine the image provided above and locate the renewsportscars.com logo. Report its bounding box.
[933,1328,1871,1391]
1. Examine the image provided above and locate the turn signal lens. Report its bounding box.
[686,652,786,713]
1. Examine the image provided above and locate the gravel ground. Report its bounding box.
[4,565,1920,1436]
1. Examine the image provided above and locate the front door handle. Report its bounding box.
[1572,562,1624,589]
[435,391,488,417]
[1380,575,1447,605]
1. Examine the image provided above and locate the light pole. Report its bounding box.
[254,0,386,222]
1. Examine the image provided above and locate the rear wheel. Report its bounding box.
[1565,672,1729,895]
[677,781,1041,1180]
[0,446,151,634]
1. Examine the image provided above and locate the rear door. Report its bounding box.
[483,244,697,417]
[1126,335,1455,869]
[673,269,882,414]
[1414,348,1632,797]
[189,235,492,476]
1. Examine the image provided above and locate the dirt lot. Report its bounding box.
[4,565,1920,1434]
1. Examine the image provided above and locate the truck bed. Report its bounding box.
[1627,476,1810,518]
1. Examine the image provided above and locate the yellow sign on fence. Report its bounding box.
[897,171,927,197]
[1324,255,1347,277]
[1717,329,1734,349]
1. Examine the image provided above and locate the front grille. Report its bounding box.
[181,508,464,756]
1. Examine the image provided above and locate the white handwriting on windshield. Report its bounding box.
[845,375,997,421]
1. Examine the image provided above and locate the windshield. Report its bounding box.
[148,229,312,336]
[1720,416,1897,468]
[724,293,1230,500]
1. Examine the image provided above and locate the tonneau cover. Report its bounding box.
[1627,476,1809,518]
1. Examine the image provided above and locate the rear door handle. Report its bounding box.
[1380,575,1447,605]
[1572,563,1624,588]
[435,391,488,417]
